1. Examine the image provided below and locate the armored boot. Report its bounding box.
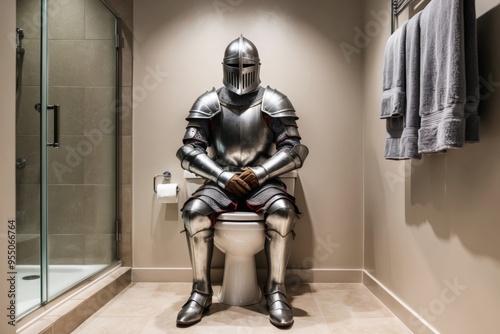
[263,202,297,327]
[176,217,214,326]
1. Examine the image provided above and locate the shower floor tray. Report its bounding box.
[16,264,107,317]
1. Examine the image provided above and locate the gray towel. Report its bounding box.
[380,22,407,119]
[463,0,480,142]
[385,13,422,160]
[418,0,479,154]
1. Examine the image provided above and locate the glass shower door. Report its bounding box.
[15,0,119,318]
[44,0,118,301]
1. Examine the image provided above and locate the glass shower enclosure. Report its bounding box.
[15,0,119,318]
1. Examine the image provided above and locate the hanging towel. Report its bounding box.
[380,22,407,119]
[417,0,479,154]
[463,0,480,142]
[385,13,422,160]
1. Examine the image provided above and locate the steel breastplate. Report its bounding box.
[211,101,273,170]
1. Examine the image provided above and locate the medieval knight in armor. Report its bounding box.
[176,35,309,327]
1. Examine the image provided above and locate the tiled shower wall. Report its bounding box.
[15,0,133,267]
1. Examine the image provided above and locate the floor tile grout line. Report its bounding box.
[306,283,331,325]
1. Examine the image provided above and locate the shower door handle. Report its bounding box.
[36,103,60,148]
[47,104,60,148]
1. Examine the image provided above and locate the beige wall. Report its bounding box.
[132,0,364,281]
[363,1,500,333]
[1,0,17,333]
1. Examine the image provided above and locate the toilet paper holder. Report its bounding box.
[153,171,176,193]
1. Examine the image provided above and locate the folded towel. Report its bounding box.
[384,116,404,159]
[380,22,407,119]
[418,0,479,154]
[385,13,422,160]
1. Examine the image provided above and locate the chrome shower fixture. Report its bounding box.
[16,28,25,54]
[16,27,25,93]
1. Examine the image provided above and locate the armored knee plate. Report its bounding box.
[182,199,213,236]
[266,199,297,237]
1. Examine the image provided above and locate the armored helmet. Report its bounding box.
[222,35,261,95]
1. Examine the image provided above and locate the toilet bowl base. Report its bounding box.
[217,254,262,306]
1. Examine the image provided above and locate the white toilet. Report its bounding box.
[214,212,265,305]
[184,170,298,306]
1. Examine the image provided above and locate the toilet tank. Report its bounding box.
[279,170,298,196]
[183,171,205,198]
[183,170,298,197]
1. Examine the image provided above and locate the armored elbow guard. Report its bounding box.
[250,144,309,185]
[176,144,233,187]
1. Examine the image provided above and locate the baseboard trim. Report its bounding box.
[132,267,363,284]
[363,271,439,334]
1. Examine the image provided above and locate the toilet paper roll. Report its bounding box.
[156,183,179,203]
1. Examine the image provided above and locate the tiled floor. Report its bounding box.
[71,282,413,333]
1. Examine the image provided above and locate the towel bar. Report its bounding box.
[392,0,430,33]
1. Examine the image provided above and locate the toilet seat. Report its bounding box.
[217,212,264,222]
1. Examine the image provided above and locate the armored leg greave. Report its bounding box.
[264,200,297,327]
[177,210,214,326]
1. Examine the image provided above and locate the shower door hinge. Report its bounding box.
[115,33,120,49]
